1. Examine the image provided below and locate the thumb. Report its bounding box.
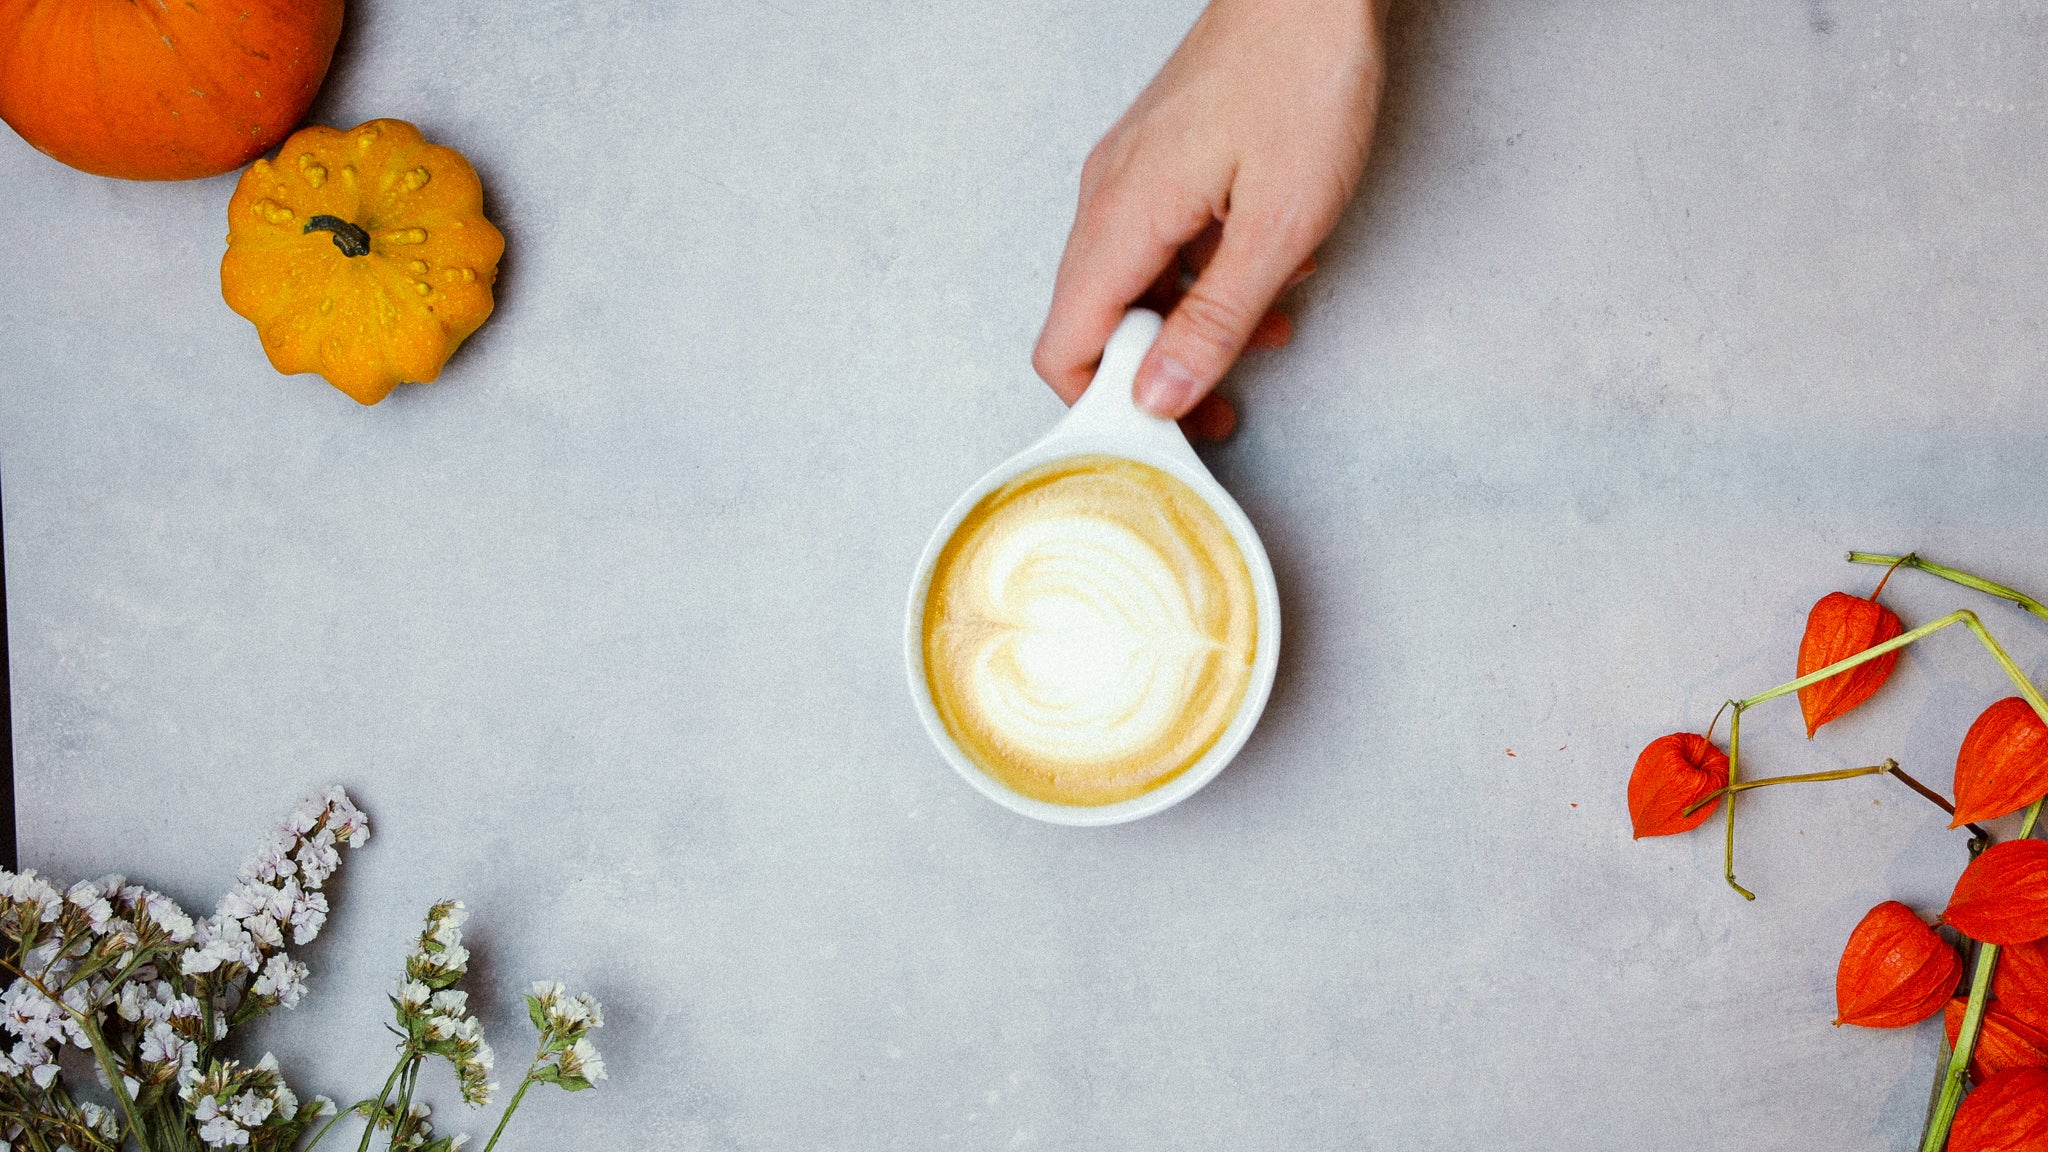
[1133,201,1316,419]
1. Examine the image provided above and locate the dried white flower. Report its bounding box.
[429,904,467,944]
[252,955,308,1009]
[183,789,367,1000]
[182,916,260,977]
[65,879,115,931]
[79,1101,118,1141]
[559,1038,607,1085]
[197,1111,247,1148]
[246,837,294,882]
[294,837,341,888]
[4,872,63,925]
[0,978,86,1049]
[142,892,195,943]
[325,788,369,846]
[550,992,601,1031]
[525,981,606,1092]
[288,890,328,945]
[139,1020,196,1074]
[228,1090,273,1127]
[405,903,471,988]
[115,980,147,1023]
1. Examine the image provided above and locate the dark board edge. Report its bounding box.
[0,462,16,872]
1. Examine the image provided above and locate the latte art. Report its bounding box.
[922,455,1257,806]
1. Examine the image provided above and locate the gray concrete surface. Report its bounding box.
[6,1,2048,1147]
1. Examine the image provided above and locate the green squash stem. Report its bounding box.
[304,215,371,257]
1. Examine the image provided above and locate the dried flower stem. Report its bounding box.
[77,1015,148,1152]
[1679,762,1898,819]
[1871,551,1915,600]
[300,1098,376,1152]
[1849,553,2048,625]
[1879,764,1994,842]
[1726,704,1752,898]
[349,1049,413,1152]
[478,1037,551,1152]
[1695,757,1992,842]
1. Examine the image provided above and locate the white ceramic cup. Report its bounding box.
[903,309,1283,826]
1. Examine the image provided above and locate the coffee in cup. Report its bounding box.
[919,454,1258,806]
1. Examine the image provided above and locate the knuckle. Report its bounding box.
[1078,183,1125,232]
[1174,288,1256,355]
[1237,203,1317,256]
[1030,341,1059,382]
[1229,179,1344,253]
[1078,147,1111,196]
[1078,133,1133,199]
[1150,183,1217,241]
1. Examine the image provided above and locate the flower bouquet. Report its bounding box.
[0,788,604,1151]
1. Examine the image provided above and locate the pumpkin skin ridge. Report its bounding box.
[361,132,503,353]
[222,118,502,404]
[144,5,263,154]
[263,258,355,376]
[364,257,453,385]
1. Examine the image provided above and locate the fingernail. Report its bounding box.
[1135,355,1204,418]
[1284,260,1317,290]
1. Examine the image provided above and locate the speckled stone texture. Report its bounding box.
[5,1,2048,1148]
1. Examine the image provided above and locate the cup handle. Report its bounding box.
[1051,309,1199,462]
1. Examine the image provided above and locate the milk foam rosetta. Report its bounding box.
[921,455,1257,806]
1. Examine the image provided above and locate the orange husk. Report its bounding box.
[1949,1066,2048,1152]
[1945,841,2048,946]
[1954,697,2048,827]
[1796,591,1904,738]
[1996,939,2048,1032]
[1946,998,2048,1082]
[1627,733,1729,839]
[1835,901,1963,1028]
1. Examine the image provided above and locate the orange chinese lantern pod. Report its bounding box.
[1835,901,1964,1027]
[1945,841,2048,946]
[1997,939,2048,1031]
[1945,998,2048,1083]
[1949,1066,2048,1152]
[1954,697,2048,827]
[1627,733,1730,839]
[1796,591,1904,738]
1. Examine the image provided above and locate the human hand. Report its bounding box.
[1033,0,1388,438]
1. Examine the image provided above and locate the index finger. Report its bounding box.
[1033,181,1218,404]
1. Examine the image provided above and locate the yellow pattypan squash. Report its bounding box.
[221,119,504,405]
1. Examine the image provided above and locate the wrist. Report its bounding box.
[1200,0,1387,74]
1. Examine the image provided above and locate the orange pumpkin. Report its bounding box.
[0,0,344,181]
[221,119,504,405]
